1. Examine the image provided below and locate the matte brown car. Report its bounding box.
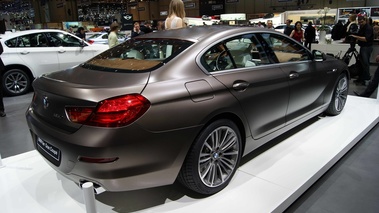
[26,26,349,195]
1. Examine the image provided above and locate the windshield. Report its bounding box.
[87,34,103,39]
[82,38,193,72]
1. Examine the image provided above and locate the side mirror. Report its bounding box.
[312,49,326,62]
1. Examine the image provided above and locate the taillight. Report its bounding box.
[66,107,94,123]
[88,40,94,44]
[66,94,150,127]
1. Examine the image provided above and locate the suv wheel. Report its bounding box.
[3,69,31,96]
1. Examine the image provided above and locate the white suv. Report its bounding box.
[1,29,108,96]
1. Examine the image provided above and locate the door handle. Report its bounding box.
[20,51,29,55]
[58,50,66,53]
[289,72,299,79]
[233,81,250,91]
[327,68,337,74]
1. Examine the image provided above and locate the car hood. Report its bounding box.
[34,66,150,101]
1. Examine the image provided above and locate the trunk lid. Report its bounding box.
[30,66,150,133]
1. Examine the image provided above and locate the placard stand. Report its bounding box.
[82,182,97,213]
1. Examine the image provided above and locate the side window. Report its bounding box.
[4,37,19,47]
[48,32,84,47]
[260,33,310,63]
[226,38,253,68]
[249,35,271,66]
[35,33,49,47]
[202,43,233,72]
[201,34,271,72]
[4,33,50,48]
[19,36,31,47]
[20,33,49,47]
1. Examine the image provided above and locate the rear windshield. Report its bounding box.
[82,38,193,72]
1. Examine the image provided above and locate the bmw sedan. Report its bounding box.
[1,29,108,96]
[26,26,349,195]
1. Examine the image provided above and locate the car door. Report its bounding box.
[259,33,328,124]
[16,33,60,76]
[47,32,99,70]
[202,33,289,139]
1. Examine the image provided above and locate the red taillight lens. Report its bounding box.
[88,40,94,44]
[66,94,150,127]
[66,107,94,123]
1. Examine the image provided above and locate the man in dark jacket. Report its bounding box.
[75,27,86,40]
[350,15,374,86]
[131,22,145,38]
[331,20,344,40]
[304,22,316,50]
[283,19,293,36]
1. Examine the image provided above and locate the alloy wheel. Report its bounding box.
[198,126,240,188]
[334,75,348,112]
[4,70,29,95]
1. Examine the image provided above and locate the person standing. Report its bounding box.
[76,27,86,40]
[0,19,6,34]
[156,21,165,31]
[304,22,316,50]
[350,15,374,86]
[165,0,186,30]
[108,22,119,48]
[266,20,274,30]
[284,19,293,36]
[290,21,304,43]
[331,20,344,40]
[344,14,358,49]
[0,42,5,117]
[345,14,358,36]
[354,54,379,97]
[140,21,153,34]
[131,22,145,38]
[256,21,264,28]
[68,27,74,34]
[373,21,379,39]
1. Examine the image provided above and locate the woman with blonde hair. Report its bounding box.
[165,0,186,30]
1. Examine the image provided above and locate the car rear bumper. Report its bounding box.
[25,107,202,192]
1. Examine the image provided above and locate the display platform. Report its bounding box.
[1,96,378,213]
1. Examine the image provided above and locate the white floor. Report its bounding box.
[1,96,378,213]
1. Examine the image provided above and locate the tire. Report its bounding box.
[2,69,31,96]
[325,73,348,116]
[178,119,242,195]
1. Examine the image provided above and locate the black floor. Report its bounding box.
[0,65,378,212]
[285,122,379,213]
